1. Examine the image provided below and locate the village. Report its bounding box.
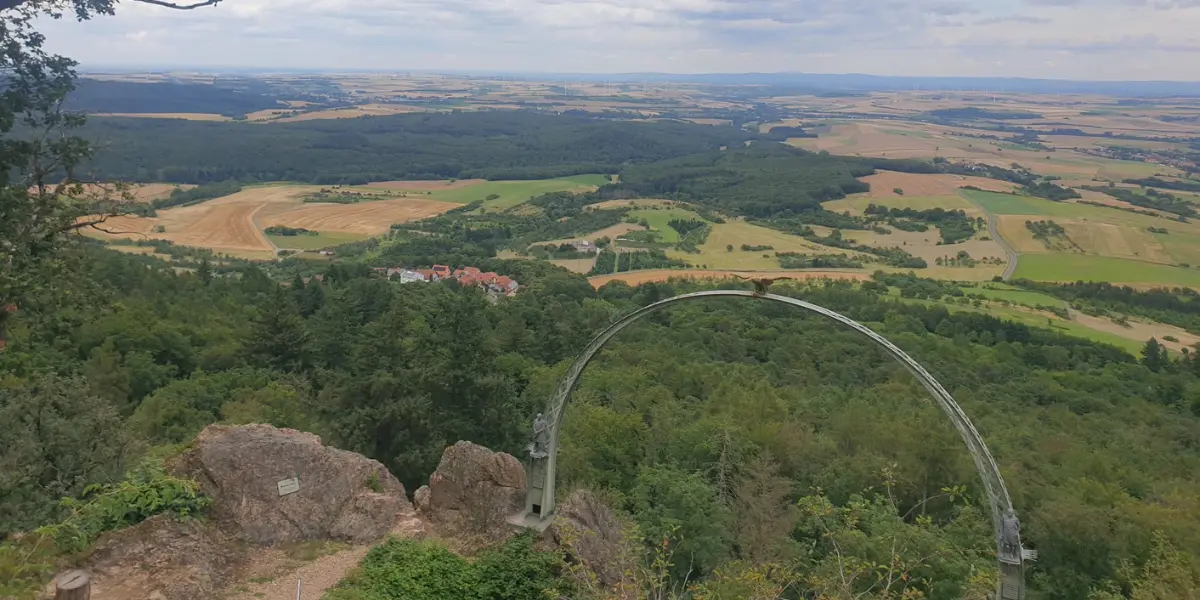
[371,264,520,296]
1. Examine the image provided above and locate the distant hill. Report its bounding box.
[67,79,286,116]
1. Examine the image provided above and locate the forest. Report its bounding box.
[609,145,875,218]
[77,111,751,184]
[66,79,287,116]
[4,244,1200,599]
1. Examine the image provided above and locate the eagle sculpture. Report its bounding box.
[736,275,784,295]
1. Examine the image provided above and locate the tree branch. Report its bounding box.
[131,0,223,9]
[0,0,223,12]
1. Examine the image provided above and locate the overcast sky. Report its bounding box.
[35,0,1200,80]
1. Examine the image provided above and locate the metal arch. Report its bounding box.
[521,290,1026,599]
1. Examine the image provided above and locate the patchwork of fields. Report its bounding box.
[87,177,604,257]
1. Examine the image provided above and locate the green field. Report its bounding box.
[964,285,1065,308]
[627,207,704,243]
[959,190,1094,217]
[267,232,367,250]
[1152,230,1200,266]
[433,175,609,210]
[960,189,1190,231]
[1013,254,1200,287]
[824,194,972,214]
[895,292,1142,354]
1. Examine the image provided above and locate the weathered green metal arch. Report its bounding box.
[513,290,1028,599]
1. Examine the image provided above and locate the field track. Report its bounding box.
[860,172,1016,197]
[260,198,459,236]
[588,269,869,288]
[88,185,458,256]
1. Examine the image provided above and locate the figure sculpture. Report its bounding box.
[1001,508,1022,560]
[530,412,549,459]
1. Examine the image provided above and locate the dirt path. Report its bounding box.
[588,268,870,288]
[225,545,370,600]
[224,513,426,600]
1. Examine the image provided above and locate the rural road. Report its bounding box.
[958,179,1019,280]
[987,212,1020,280]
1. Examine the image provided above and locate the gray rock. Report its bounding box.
[423,441,525,544]
[173,424,410,544]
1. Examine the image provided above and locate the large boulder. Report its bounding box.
[173,424,411,544]
[417,441,526,545]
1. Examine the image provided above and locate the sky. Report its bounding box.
[35,0,1200,80]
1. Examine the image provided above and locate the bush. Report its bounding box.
[0,461,210,598]
[326,534,569,600]
[38,461,211,553]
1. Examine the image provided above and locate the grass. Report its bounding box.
[1152,231,1200,267]
[426,175,609,210]
[960,190,1093,217]
[964,285,1065,308]
[627,207,704,243]
[1013,254,1200,288]
[664,220,846,269]
[823,194,972,214]
[267,231,367,250]
[893,291,1143,354]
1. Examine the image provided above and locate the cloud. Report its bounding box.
[25,0,1200,79]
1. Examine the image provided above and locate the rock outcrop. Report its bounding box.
[173,424,411,544]
[549,489,635,589]
[84,514,242,600]
[416,441,526,546]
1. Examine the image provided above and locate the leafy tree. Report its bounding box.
[0,0,225,319]
[0,375,129,533]
[632,466,731,581]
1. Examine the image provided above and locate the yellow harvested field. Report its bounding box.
[94,112,230,121]
[260,198,458,236]
[128,183,194,202]
[361,179,485,191]
[1059,221,1171,263]
[85,184,458,257]
[1071,312,1200,352]
[841,228,1008,266]
[996,215,1173,264]
[551,257,598,274]
[997,216,1056,254]
[588,269,869,288]
[273,104,427,122]
[56,183,194,203]
[542,223,647,247]
[860,172,1016,197]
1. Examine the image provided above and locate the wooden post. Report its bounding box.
[54,570,90,600]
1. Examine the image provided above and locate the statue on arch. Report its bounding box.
[529,412,550,459]
[1001,508,1022,560]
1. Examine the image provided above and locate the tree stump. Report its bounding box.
[54,570,90,600]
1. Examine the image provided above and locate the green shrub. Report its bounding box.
[326,534,569,600]
[0,461,210,598]
[37,461,211,553]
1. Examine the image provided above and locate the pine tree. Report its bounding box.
[196,258,213,286]
[1141,338,1167,373]
[247,288,312,373]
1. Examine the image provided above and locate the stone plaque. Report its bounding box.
[277,477,300,496]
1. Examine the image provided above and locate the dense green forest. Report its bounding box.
[79,111,751,184]
[4,240,1200,597]
[66,79,287,116]
[610,145,874,217]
